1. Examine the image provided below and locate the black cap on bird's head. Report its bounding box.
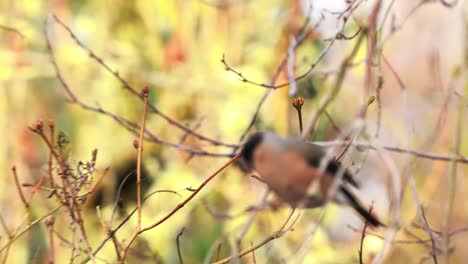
[240,132,264,168]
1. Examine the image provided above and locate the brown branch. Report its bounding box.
[0,24,25,38]
[136,86,150,231]
[0,206,62,253]
[215,242,222,261]
[44,24,235,158]
[234,189,270,260]
[213,209,299,264]
[176,228,185,264]
[26,176,46,204]
[421,207,439,264]
[119,153,242,261]
[358,203,374,264]
[350,224,468,245]
[364,0,382,96]
[28,120,98,263]
[49,15,235,148]
[312,140,468,164]
[443,86,465,261]
[250,241,256,263]
[11,166,28,209]
[48,120,56,188]
[231,4,341,143]
[222,38,335,91]
[0,215,12,264]
[439,0,458,7]
[302,27,367,138]
[375,74,384,137]
[81,190,181,264]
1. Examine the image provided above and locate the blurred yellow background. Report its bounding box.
[0,0,467,263]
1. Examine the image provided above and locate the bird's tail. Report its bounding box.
[339,185,384,227]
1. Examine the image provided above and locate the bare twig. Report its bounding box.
[119,153,242,261]
[311,140,468,164]
[0,24,25,38]
[215,243,222,261]
[214,209,299,264]
[176,228,185,264]
[11,166,29,210]
[26,176,46,204]
[302,28,367,138]
[358,203,374,264]
[443,88,465,262]
[136,86,150,231]
[234,189,270,261]
[81,190,182,264]
[384,49,440,263]
[0,206,62,253]
[439,0,458,8]
[233,3,345,143]
[49,15,236,148]
[44,20,236,157]
[48,120,56,188]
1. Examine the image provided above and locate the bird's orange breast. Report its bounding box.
[253,145,333,207]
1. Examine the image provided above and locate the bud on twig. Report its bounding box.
[141,86,149,97]
[133,139,140,149]
[292,97,304,133]
[28,119,44,133]
[291,97,304,110]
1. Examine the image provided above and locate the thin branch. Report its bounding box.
[44,25,235,157]
[136,86,150,231]
[48,120,56,188]
[215,243,222,261]
[0,206,62,253]
[176,228,185,264]
[11,166,28,210]
[358,203,374,264]
[443,87,465,262]
[50,15,236,148]
[26,176,46,204]
[312,140,468,164]
[234,189,270,261]
[0,24,25,38]
[439,0,458,7]
[119,153,242,261]
[213,209,299,264]
[301,28,367,138]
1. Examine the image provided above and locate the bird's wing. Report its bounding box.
[288,141,360,188]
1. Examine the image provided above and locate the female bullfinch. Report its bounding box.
[240,131,383,227]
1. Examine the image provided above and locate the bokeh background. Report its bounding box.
[0,0,467,263]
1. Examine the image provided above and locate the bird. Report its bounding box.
[240,131,383,227]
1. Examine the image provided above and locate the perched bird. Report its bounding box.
[240,131,383,227]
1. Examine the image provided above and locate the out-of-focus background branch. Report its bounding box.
[0,0,467,263]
